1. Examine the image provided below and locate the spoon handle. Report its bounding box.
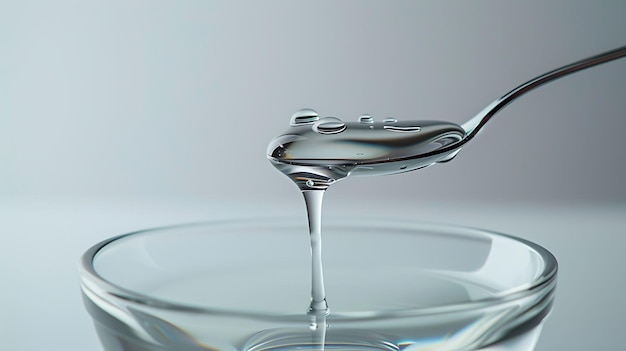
[461,45,626,139]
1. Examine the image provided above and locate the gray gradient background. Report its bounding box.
[1,1,625,351]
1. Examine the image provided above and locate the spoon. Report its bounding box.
[268,46,626,190]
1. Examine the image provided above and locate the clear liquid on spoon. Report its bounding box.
[267,109,465,191]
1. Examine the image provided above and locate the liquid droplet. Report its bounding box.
[290,108,320,126]
[358,114,374,123]
[313,117,346,134]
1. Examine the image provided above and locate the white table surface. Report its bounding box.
[1,199,624,351]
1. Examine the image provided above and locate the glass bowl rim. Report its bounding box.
[80,216,558,321]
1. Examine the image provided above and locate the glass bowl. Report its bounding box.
[80,217,557,351]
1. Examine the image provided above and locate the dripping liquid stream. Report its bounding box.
[302,189,329,349]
